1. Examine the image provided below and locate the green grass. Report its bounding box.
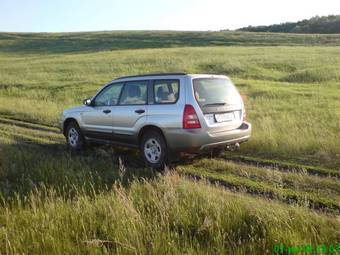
[1,31,340,54]
[177,159,340,213]
[1,174,340,255]
[0,31,340,254]
[0,102,339,254]
[0,45,339,167]
[222,154,340,178]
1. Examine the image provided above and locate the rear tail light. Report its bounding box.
[183,104,201,129]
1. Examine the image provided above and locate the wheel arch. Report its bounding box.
[63,118,79,136]
[138,125,167,146]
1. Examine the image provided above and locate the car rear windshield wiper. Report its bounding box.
[202,102,226,107]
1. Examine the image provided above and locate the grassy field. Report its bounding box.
[1,31,340,54]
[0,31,339,254]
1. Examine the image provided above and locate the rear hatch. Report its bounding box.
[193,77,243,132]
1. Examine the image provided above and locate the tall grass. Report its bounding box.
[0,130,338,254]
[1,174,339,255]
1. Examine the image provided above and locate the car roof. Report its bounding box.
[113,73,229,82]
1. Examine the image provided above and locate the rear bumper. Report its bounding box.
[165,122,251,152]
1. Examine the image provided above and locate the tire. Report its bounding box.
[65,121,85,151]
[140,130,167,169]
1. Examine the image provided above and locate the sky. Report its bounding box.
[1,0,340,32]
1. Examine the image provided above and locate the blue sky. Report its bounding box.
[1,0,339,32]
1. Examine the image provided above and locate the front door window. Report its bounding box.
[93,83,124,106]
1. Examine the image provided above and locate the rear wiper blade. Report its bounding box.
[202,102,226,107]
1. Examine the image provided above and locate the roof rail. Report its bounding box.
[114,72,187,80]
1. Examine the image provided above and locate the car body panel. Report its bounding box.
[81,106,115,134]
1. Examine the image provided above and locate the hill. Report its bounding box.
[238,15,340,34]
[1,30,340,54]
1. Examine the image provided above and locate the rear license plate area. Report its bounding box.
[214,112,235,122]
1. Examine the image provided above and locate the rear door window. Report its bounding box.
[154,80,179,104]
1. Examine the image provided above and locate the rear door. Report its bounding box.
[147,79,182,128]
[193,78,243,132]
[111,80,148,143]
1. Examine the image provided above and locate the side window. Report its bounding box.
[154,80,179,104]
[119,81,148,105]
[93,83,124,106]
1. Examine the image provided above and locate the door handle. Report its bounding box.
[135,109,145,114]
[103,109,111,114]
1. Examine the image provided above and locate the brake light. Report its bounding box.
[183,104,201,129]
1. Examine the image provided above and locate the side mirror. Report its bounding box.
[83,98,92,106]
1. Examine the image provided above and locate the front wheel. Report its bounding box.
[140,130,167,169]
[66,121,85,151]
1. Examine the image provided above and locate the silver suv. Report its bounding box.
[61,73,251,168]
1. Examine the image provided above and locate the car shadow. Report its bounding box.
[0,141,162,201]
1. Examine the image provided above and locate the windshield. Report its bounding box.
[193,78,241,107]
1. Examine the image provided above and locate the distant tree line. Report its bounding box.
[237,15,340,34]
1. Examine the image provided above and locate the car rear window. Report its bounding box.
[193,78,241,107]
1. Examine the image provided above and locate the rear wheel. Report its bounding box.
[140,130,167,169]
[66,121,85,151]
